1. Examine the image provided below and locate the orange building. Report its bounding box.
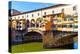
[45,21,52,31]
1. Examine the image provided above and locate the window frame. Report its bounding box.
[44,12,46,15]
[62,8,64,12]
[73,6,76,11]
[38,13,40,16]
[52,10,54,14]
[32,14,34,17]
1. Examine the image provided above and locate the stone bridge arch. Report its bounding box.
[28,29,44,36]
[23,30,44,42]
[28,28,44,36]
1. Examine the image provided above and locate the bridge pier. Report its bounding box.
[43,31,55,48]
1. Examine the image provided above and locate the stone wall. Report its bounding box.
[43,31,55,48]
[43,31,74,48]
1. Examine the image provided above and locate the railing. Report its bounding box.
[28,27,46,32]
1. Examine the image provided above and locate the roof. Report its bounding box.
[11,4,69,16]
[8,9,21,17]
[11,9,21,15]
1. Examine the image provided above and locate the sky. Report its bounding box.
[9,1,56,13]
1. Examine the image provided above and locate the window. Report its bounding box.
[64,18,67,21]
[16,22,22,30]
[73,6,76,10]
[63,25,67,28]
[52,11,54,14]
[58,25,62,27]
[70,18,73,21]
[64,17,73,21]
[74,25,78,28]
[19,22,21,24]
[68,18,73,21]
[16,26,21,29]
[69,24,73,28]
[62,8,64,12]
[27,15,28,17]
[19,26,22,28]
[36,23,39,27]
[44,12,46,15]
[31,23,35,27]
[32,14,34,17]
[67,24,73,28]
[22,16,24,18]
[38,13,40,16]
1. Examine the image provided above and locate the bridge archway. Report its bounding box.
[23,31,44,42]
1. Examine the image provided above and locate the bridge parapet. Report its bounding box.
[28,27,45,32]
[27,27,45,35]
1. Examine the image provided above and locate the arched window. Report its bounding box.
[31,19,35,27]
[16,21,21,30]
[36,18,43,27]
[12,20,17,29]
[26,19,29,27]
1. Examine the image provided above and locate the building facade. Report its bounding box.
[11,4,78,32]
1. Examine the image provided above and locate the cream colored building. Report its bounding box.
[11,4,78,32]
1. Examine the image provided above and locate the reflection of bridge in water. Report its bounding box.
[24,27,77,48]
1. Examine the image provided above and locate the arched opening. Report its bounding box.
[31,19,35,27]
[36,18,43,27]
[26,19,30,27]
[23,31,43,43]
[11,20,17,29]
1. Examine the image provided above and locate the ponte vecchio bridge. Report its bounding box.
[9,4,78,48]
